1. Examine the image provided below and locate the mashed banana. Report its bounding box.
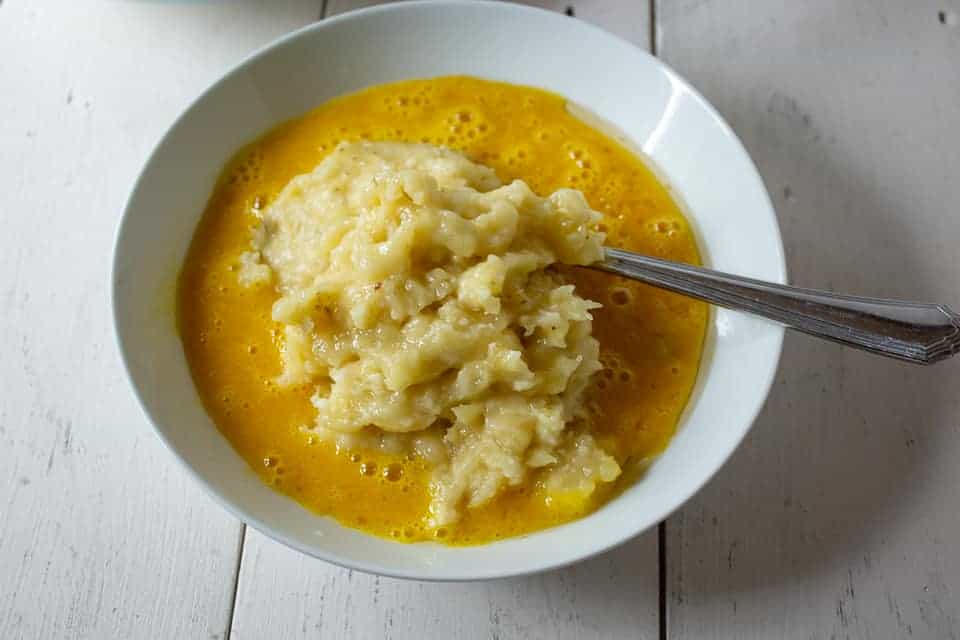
[239,141,619,525]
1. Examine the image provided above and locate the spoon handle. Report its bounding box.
[592,247,960,365]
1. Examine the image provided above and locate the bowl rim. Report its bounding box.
[111,0,786,581]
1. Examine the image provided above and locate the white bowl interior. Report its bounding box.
[113,1,785,580]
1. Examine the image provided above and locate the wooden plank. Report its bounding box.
[658,1,960,638]
[229,2,659,639]
[325,0,389,14]
[518,0,650,47]
[327,0,650,48]
[0,1,320,638]
[232,528,659,639]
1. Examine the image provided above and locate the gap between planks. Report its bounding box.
[225,525,248,640]
[650,0,658,55]
[650,4,665,640]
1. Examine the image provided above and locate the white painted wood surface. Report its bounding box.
[2,0,960,638]
[658,1,960,638]
[326,0,649,45]
[233,528,658,639]
[0,2,320,639]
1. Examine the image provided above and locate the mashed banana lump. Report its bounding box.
[240,141,618,525]
[178,76,707,544]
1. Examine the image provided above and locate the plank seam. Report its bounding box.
[650,0,658,55]
[225,524,247,639]
[652,4,663,635]
[659,521,667,640]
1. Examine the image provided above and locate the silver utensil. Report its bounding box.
[588,247,960,365]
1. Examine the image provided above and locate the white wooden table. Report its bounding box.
[2,1,959,637]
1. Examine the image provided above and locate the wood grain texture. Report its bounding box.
[0,1,320,638]
[658,1,960,638]
[229,3,658,640]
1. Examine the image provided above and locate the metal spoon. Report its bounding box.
[587,247,960,365]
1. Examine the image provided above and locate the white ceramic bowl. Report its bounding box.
[112,0,785,580]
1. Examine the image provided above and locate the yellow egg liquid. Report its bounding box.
[178,76,707,545]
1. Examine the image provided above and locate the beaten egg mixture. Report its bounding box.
[178,76,707,544]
